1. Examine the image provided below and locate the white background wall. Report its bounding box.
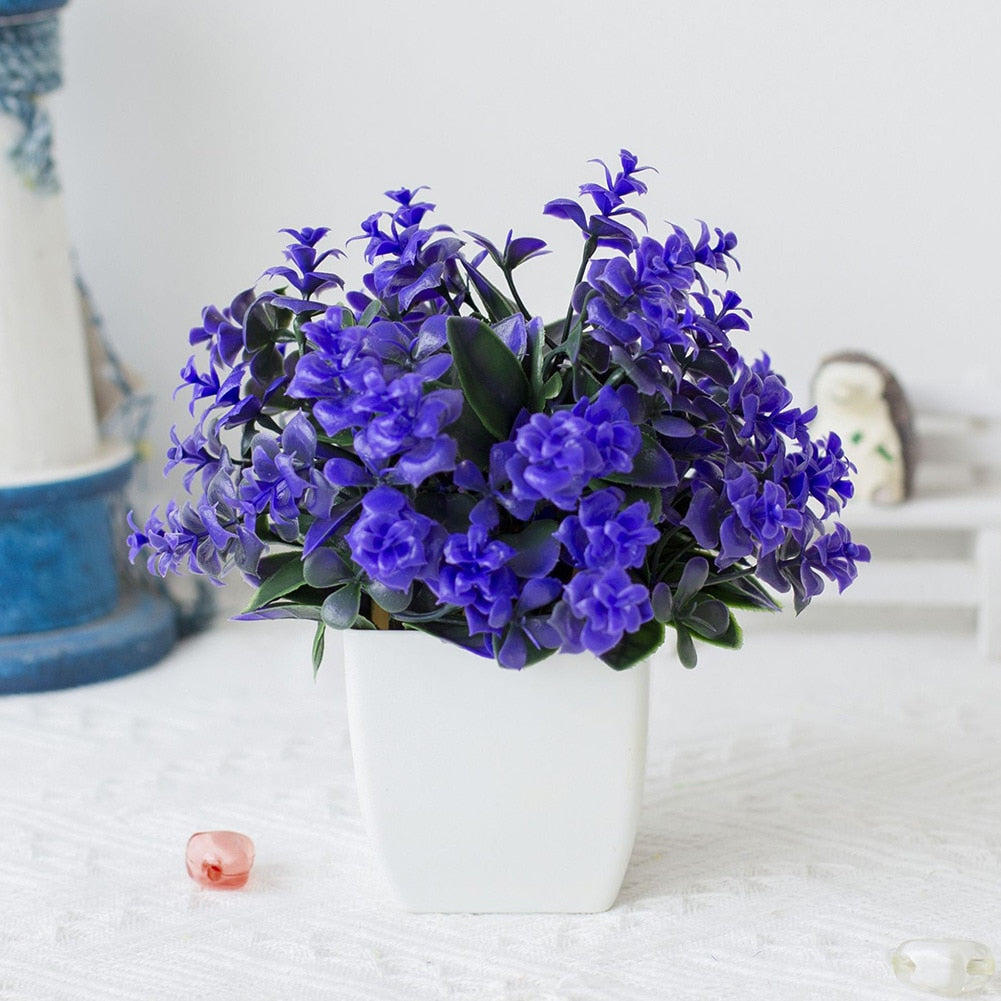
[50,0,1001,506]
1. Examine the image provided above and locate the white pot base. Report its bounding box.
[343,629,650,913]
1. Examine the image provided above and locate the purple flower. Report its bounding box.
[582,386,643,475]
[729,355,815,453]
[722,466,804,563]
[164,417,231,492]
[238,413,318,539]
[544,149,652,254]
[262,226,344,311]
[188,288,255,371]
[127,468,264,582]
[354,188,465,314]
[800,523,871,596]
[434,525,518,636]
[684,462,807,568]
[351,370,462,484]
[504,388,641,511]
[556,488,659,570]
[552,566,653,657]
[495,577,563,670]
[346,486,443,592]
[506,410,603,509]
[782,432,855,516]
[129,156,868,671]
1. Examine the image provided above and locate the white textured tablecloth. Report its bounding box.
[2,614,1000,1000]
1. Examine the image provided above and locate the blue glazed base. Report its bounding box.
[0,589,177,694]
[0,0,66,16]
[0,452,133,636]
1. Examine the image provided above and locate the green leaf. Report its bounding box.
[675,624,698,669]
[563,320,583,364]
[685,597,730,639]
[675,556,710,608]
[393,605,456,624]
[529,318,547,401]
[603,431,677,489]
[357,299,383,327]
[499,520,560,578]
[242,552,306,613]
[303,548,351,588]
[244,298,291,353]
[460,259,517,320]
[700,612,743,651]
[321,582,361,629]
[599,619,665,670]
[651,581,673,623]
[613,484,663,526]
[705,577,781,612]
[448,399,498,467]
[446,316,531,440]
[573,364,602,400]
[366,580,412,615]
[238,603,322,621]
[540,371,563,402]
[312,622,326,679]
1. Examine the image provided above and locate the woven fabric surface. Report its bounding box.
[1,616,999,1000]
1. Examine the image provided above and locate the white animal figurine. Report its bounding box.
[812,352,915,505]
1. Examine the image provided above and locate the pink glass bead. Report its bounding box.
[185,831,255,889]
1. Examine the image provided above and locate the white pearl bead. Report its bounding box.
[891,939,995,996]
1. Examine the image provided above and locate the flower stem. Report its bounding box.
[502,267,531,319]
[371,601,391,630]
[559,236,597,345]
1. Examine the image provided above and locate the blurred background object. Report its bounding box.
[0,0,176,692]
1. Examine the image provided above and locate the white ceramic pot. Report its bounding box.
[343,628,650,913]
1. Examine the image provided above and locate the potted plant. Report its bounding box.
[128,150,869,912]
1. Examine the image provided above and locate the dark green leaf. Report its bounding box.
[675,624,698,669]
[540,371,563,402]
[460,259,517,320]
[599,619,665,670]
[685,598,730,639]
[321,582,361,629]
[244,298,291,353]
[366,580,412,614]
[543,318,565,348]
[700,612,744,651]
[446,316,531,440]
[500,520,560,578]
[236,603,322,621]
[706,577,781,612]
[675,556,710,608]
[312,622,326,678]
[563,320,583,364]
[303,547,351,588]
[573,364,602,400]
[393,605,457,624]
[357,299,383,326]
[603,432,677,488]
[242,552,305,613]
[448,399,497,467]
[614,484,663,525]
[651,582,673,623]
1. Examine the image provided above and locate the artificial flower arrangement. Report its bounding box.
[128,150,869,672]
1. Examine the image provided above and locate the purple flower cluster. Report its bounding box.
[501,387,640,511]
[129,151,868,672]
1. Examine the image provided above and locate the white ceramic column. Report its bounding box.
[0,109,99,480]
